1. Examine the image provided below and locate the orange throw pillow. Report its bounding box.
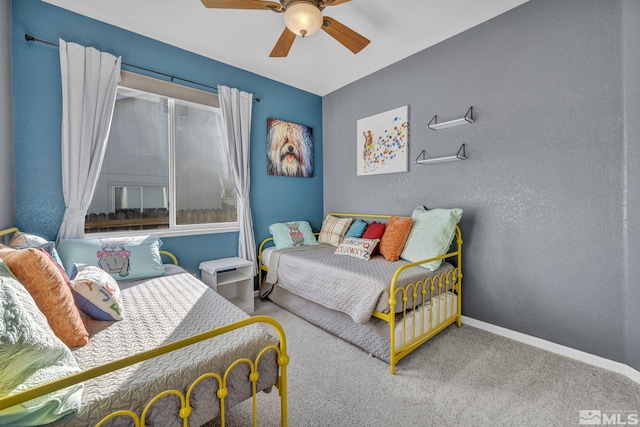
[0,247,89,347]
[379,216,413,262]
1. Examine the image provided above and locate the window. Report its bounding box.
[86,72,237,235]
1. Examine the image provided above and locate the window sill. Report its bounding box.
[85,224,240,239]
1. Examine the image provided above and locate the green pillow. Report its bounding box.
[400,206,463,270]
[269,221,317,249]
[0,260,83,426]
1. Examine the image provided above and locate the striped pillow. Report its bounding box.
[318,214,353,247]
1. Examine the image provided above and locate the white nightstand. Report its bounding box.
[199,257,255,313]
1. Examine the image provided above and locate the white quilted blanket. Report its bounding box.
[52,270,279,427]
[265,244,453,324]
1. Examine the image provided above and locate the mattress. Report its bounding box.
[263,245,455,324]
[52,268,279,427]
[268,286,458,360]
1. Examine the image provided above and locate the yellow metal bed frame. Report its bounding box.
[0,227,289,427]
[258,212,462,375]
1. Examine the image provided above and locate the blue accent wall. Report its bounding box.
[11,0,323,275]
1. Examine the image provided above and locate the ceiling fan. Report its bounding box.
[200,0,370,57]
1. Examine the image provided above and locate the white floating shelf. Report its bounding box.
[428,106,474,130]
[415,144,466,165]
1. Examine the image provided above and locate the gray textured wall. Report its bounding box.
[323,0,635,367]
[0,0,14,229]
[623,0,640,371]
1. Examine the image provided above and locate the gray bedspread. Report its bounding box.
[265,244,453,324]
[51,269,279,427]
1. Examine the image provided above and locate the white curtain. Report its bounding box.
[57,39,121,241]
[218,85,256,273]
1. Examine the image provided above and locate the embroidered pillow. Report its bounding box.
[318,214,353,247]
[379,216,413,262]
[344,220,367,238]
[0,246,89,347]
[269,221,318,249]
[334,237,380,260]
[401,206,463,270]
[69,264,124,321]
[57,235,164,282]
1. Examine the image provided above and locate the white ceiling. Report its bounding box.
[42,0,529,96]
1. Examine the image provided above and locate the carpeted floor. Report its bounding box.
[207,298,640,427]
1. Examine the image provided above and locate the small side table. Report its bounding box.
[199,257,254,313]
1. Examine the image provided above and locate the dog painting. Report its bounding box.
[267,118,313,178]
[357,106,409,176]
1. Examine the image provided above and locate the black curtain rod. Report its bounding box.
[25,34,261,102]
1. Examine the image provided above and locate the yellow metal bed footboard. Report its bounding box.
[0,315,289,427]
[258,212,462,375]
[1,227,288,425]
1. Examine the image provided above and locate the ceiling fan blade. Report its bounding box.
[321,0,351,6]
[200,0,281,11]
[270,28,296,57]
[321,16,370,54]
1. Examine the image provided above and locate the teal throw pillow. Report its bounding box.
[345,220,367,238]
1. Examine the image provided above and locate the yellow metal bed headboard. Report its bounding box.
[0,227,18,239]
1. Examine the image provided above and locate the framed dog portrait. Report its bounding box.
[267,118,314,178]
[356,105,409,176]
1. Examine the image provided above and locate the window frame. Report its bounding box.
[86,72,239,239]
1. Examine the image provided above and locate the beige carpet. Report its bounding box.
[206,298,640,427]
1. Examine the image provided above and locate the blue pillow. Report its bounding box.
[57,235,164,281]
[269,221,317,249]
[344,220,367,238]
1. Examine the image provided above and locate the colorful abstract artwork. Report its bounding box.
[356,105,409,176]
[267,118,314,178]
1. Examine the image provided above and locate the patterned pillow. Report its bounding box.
[0,246,89,347]
[318,214,353,247]
[269,221,318,249]
[69,264,124,321]
[334,237,380,260]
[379,216,413,262]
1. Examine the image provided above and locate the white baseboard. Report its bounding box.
[462,316,640,385]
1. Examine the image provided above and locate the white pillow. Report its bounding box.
[334,238,380,260]
[400,206,462,270]
[69,264,124,321]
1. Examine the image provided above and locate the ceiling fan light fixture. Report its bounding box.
[284,2,323,37]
